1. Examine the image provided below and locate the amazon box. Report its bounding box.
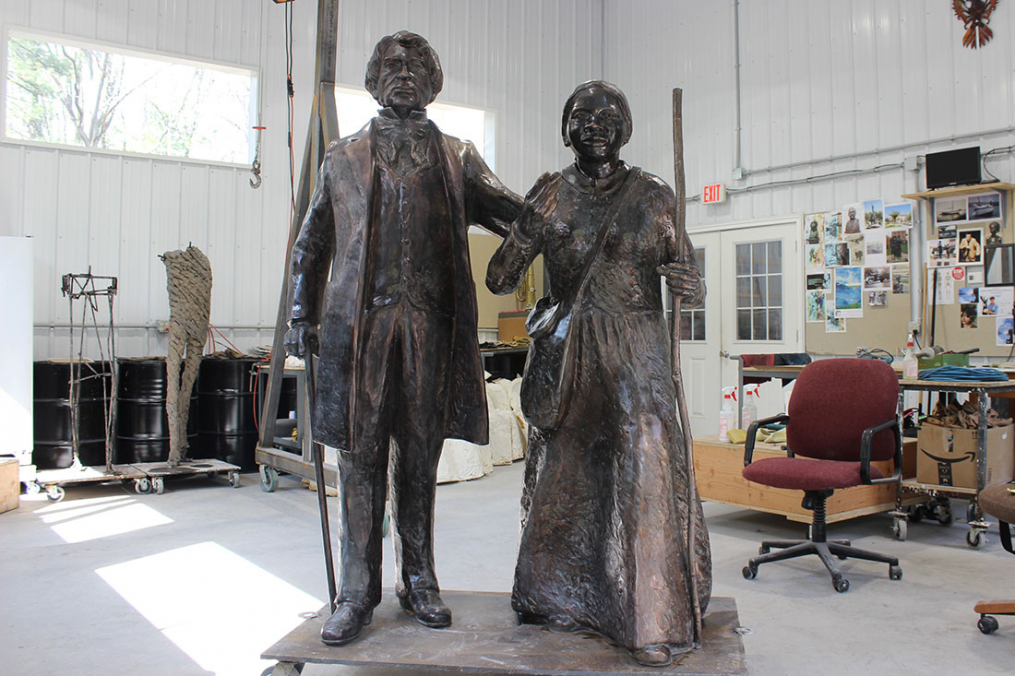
[917,424,1014,489]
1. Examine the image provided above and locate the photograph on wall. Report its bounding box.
[980,286,1014,318]
[863,199,884,230]
[997,317,1014,347]
[805,213,824,245]
[865,232,887,267]
[986,221,1003,246]
[842,203,864,234]
[960,303,978,329]
[806,244,825,272]
[887,230,909,263]
[807,272,832,290]
[985,244,1014,286]
[834,266,863,318]
[935,197,967,224]
[806,289,827,323]
[844,233,865,266]
[824,211,841,242]
[867,290,888,307]
[958,287,979,305]
[937,224,957,240]
[884,203,913,229]
[927,238,957,268]
[958,228,983,265]
[825,315,846,333]
[863,266,891,290]
[967,192,1001,221]
[892,265,910,294]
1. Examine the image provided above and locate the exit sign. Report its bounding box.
[703,183,726,204]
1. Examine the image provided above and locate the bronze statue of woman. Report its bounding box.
[487,80,712,667]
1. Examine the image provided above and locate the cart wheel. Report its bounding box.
[134,478,151,495]
[966,529,983,548]
[832,575,850,593]
[46,485,65,502]
[935,503,954,526]
[152,477,165,495]
[889,565,903,581]
[742,564,757,580]
[966,502,981,524]
[908,506,923,524]
[24,481,42,496]
[260,466,279,493]
[978,615,999,635]
[892,518,908,541]
[229,471,241,488]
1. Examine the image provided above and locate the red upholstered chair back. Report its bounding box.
[786,358,899,462]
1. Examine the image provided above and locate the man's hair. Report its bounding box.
[561,80,633,147]
[365,31,444,104]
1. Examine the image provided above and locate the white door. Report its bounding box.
[675,218,804,438]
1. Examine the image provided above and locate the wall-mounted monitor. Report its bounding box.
[925,147,982,190]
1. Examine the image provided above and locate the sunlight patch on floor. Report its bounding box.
[39,496,174,544]
[96,541,324,676]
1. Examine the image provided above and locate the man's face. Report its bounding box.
[566,87,627,162]
[376,43,432,112]
[848,208,856,219]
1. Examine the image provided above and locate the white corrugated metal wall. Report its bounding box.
[6,1,1015,359]
[605,0,1015,228]
[1,0,601,360]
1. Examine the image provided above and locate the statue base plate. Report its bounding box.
[261,591,746,675]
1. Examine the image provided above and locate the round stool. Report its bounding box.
[974,482,1015,635]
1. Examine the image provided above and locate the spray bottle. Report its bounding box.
[718,386,736,443]
[742,384,759,432]
[903,332,919,379]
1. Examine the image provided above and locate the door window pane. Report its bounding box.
[734,238,784,340]
[679,247,706,341]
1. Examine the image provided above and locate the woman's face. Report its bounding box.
[566,87,628,162]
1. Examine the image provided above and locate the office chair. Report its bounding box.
[741,358,903,592]
[975,482,1015,634]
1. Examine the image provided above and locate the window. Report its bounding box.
[735,240,783,341]
[334,86,492,166]
[679,247,706,341]
[4,29,257,164]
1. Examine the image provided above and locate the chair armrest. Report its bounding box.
[860,417,903,485]
[744,414,791,467]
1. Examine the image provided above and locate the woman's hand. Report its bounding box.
[657,262,705,305]
[518,172,561,238]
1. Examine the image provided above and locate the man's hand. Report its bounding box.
[657,262,705,305]
[518,172,561,239]
[284,322,319,358]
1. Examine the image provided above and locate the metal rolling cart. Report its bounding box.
[891,376,1015,547]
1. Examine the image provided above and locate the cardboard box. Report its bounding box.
[916,424,1015,489]
[498,311,529,343]
[0,458,18,514]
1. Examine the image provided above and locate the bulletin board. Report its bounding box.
[804,185,1015,358]
[801,201,917,356]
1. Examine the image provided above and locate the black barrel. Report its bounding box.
[33,361,111,469]
[195,357,259,471]
[115,358,196,464]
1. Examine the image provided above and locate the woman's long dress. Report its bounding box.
[488,162,712,654]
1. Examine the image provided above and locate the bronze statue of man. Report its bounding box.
[284,31,521,646]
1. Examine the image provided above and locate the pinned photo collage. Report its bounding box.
[932,192,1003,269]
[805,200,913,333]
[956,286,1015,344]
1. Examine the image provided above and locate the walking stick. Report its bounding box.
[304,349,338,614]
[671,88,703,644]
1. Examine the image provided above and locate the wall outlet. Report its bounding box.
[155,320,170,333]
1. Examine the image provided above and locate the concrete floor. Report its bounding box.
[2,462,1014,675]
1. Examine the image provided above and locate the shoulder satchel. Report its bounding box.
[521,167,642,430]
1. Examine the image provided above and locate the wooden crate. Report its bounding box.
[694,435,919,524]
[0,458,19,514]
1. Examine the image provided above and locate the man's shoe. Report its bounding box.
[399,589,452,628]
[320,601,373,646]
[633,644,672,667]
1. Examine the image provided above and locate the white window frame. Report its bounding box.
[1,25,260,169]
